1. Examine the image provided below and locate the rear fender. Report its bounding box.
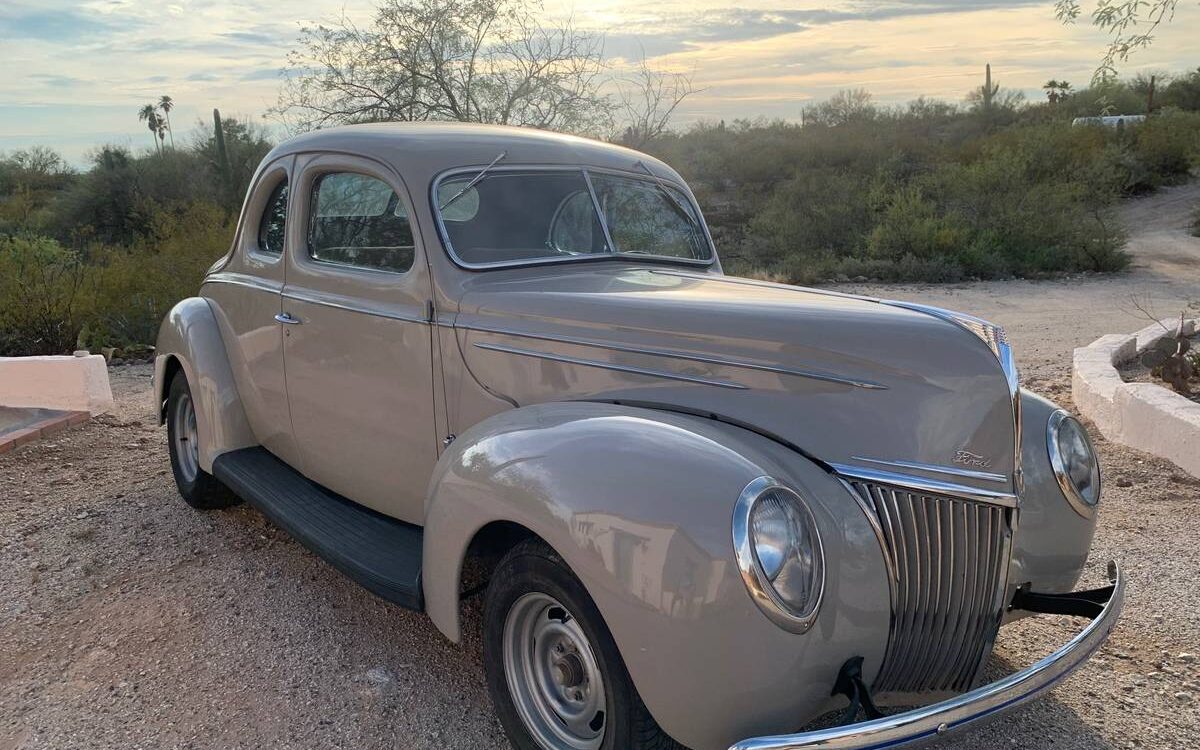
[154,297,255,472]
[423,401,890,750]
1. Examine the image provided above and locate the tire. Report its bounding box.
[483,539,685,750]
[166,370,239,509]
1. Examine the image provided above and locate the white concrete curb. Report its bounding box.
[1072,318,1200,478]
[0,354,114,415]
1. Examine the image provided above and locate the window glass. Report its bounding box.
[589,174,709,260]
[436,183,480,222]
[257,179,288,254]
[434,169,712,267]
[308,172,414,273]
[438,171,608,265]
[549,191,600,254]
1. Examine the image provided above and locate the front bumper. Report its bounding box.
[730,561,1125,750]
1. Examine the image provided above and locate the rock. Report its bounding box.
[1179,653,1197,663]
[1174,691,1192,702]
[1116,476,1134,488]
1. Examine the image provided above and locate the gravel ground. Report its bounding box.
[2,185,1199,749]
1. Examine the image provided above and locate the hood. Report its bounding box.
[453,265,1018,495]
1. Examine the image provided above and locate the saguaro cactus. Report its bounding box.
[981,64,999,113]
[213,108,233,208]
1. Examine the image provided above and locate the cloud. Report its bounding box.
[240,68,281,82]
[0,8,128,41]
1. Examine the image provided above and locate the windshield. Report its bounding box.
[434,168,712,267]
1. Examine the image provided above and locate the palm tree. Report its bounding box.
[138,104,161,155]
[1043,80,1073,104]
[158,95,175,149]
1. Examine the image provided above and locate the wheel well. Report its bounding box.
[459,521,540,605]
[160,355,183,424]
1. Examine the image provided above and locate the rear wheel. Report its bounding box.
[167,371,238,509]
[483,539,684,750]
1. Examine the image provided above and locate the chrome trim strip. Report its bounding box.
[281,288,429,324]
[429,163,717,271]
[471,341,749,390]
[830,464,1019,508]
[460,323,887,390]
[732,476,826,635]
[582,169,618,254]
[851,456,1008,484]
[204,272,283,294]
[1046,410,1100,519]
[728,562,1124,750]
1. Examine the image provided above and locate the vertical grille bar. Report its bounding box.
[849,480,1012,695]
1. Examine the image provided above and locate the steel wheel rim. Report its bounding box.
[172,390,199,484]
[502,592,607,750]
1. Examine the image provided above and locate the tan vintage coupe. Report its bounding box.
[155,123,1123,750]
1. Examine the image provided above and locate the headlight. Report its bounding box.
[733,477,825,633]
[1047,410,1101,518]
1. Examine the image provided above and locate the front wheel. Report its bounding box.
[166,371,238,509]
[483,539,683,750]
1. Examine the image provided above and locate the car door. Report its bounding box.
[201,156,304,470]
[280,153,438,524]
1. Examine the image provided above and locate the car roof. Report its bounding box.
[264,122,684,187]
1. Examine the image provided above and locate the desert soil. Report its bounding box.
[2,184,1199,749]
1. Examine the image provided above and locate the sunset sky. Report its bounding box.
[2,0,1197,164]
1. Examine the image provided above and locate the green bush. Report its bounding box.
[82,201,232,349]
[0,235,86,355]
[1130,111,1200,189]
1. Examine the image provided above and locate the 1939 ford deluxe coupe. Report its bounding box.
[155,123,1124,750]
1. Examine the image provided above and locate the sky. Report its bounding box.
[1,0,1197,165]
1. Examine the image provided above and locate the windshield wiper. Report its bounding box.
[440,151,506,211]
[634,160,699,229]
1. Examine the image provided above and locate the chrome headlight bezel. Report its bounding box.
[732,476,826,634]
[1047,410,1101,519]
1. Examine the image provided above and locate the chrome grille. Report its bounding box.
[848,480,1013,694]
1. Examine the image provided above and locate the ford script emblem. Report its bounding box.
[953,450,993,469]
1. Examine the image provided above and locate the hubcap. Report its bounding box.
[503,592,607,749]
[172,391,200,484]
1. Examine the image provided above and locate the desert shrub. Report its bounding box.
[1129,111,1200,189]
[82,201,232,348]
[866,187,970,262]
[746,169,875,267]
[0,235,86,355]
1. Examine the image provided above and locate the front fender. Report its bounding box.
[423,402,890,750]
[1007,389,1099,600]
[153,297,255,472]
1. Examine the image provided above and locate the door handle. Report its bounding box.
[275,312,302,325]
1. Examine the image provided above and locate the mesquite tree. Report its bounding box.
[272,0,609,134]
[1056,0,1192,80]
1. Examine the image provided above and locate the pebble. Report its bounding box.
[1178,653,1196,663]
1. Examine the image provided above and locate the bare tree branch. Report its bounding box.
[1056,0,1187,81]
[614,52,699,148]
[270,0,609,135]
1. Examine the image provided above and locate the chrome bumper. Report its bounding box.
[729,562,1125,750]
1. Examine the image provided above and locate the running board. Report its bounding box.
[212,447,424,611]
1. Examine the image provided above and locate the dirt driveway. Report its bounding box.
[2,186,1199,749]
